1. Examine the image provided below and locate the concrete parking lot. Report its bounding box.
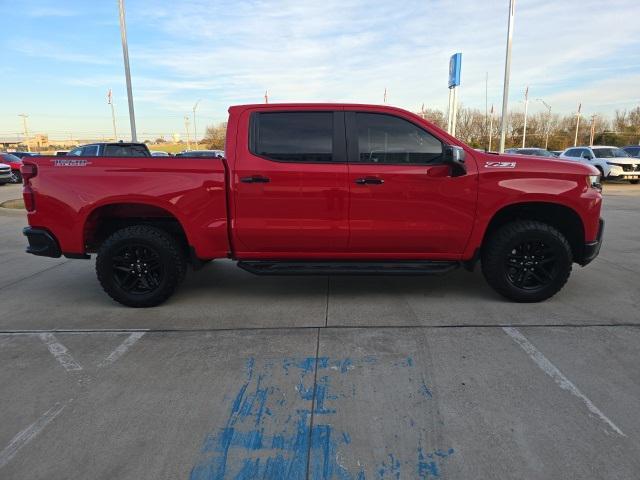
[1,182,639,479]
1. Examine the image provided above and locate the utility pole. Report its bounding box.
[118,0,137,142]
[184,115,191,150]
[499,0,516,153]
[383,87,388,104]
[264,90,269,104]
[192,99,201,149]
[522,86,529,148]
[18,114,30,152]
[536,98,552,150]
[107,89,118,141]
[574,102,582,147]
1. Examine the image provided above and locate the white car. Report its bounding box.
[0,163,12,185]
[559,146,640,184]
[150,150,170,157]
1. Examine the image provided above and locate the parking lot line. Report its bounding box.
[98,332,145,368]
[0,402,68,469]
[502,326,625,437]
[38,333,83,372]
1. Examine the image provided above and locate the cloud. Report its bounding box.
[9,40,114,65]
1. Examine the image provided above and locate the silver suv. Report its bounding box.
[559,146,640,184]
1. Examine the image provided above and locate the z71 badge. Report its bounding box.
[52,159,92,167]
[485,161,516,168]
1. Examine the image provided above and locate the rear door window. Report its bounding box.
[81,145,99,156]
[104,144,149,157]
[251,112,334,162]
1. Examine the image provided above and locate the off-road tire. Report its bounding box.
[481,220,572,302]
[96,225,186,307]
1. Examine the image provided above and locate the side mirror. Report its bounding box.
[444,145,466,176]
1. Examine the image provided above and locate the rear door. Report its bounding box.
[233,109,349,254]
[345,111,477,256]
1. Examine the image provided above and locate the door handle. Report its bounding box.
[354,177,384,185]
[240,175,270,183]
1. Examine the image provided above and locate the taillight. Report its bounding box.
[21,163,37,212]
[21,163,37,183]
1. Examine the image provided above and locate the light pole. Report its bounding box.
[499,0,516,153]
[18,114,30,152]
[184,115,191,150]
[107,89,118,141]
[192,99,201,148]
[536,98,552,150]
[118,0,137,142]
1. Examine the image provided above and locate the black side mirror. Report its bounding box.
[444,145,466,176]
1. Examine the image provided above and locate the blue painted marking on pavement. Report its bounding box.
[190,356,455,479]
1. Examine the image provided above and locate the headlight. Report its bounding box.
[587,175,601,190]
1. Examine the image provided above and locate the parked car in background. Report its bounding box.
[150,151,170,157]
[0,163,12,185]
[560,146,640,184]
[550,151,563,157]
[0,153,24,183]
[505,148,556,158]
[10,151,39,159]
[176,149,224,158]
[67,142,151,157]
[622,145,640,158]
[55,151,69,156]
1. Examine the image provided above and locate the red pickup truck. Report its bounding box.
[21,104,603,307]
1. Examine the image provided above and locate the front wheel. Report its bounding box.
[96,225,186,307]
[481,220,572,302]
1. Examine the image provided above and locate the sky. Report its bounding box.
[1,0,639,141]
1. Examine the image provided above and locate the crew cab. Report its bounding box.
[21,104,604,307]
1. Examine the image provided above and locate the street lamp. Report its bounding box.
[118,0,137,142]
[192,99,201,148]
[536,98,552,150]
[499,0,516,153]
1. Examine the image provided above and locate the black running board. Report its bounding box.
[237,260,459,276]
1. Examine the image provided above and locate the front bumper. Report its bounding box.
[0,174,11,184]
[580,218,604,266]
[23,227,61,258]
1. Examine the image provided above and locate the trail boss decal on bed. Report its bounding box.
[51,159,92,167]
[485,161,517,168]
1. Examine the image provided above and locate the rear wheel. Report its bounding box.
[630,180,639,185]
[481,220,572,302]
[96,225,186,307]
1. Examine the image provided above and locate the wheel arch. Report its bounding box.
[481,201,586,264]
[83,201,190,255]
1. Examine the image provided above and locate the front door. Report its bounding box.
[233,109,349,255]
[346,111,477,256]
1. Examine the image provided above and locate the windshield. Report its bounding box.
[593,148,630,158]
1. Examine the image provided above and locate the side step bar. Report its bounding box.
[237,260,459,276]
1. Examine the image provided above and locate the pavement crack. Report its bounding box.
[305,328,321,480]
[0,260,70,292]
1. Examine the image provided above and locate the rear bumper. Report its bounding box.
[580,218,604,266]
[23,227,61,258]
